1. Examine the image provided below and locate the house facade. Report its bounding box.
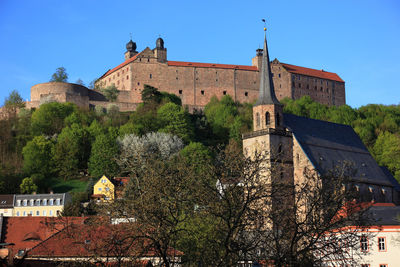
[13,193,71,217]
[0,194,14,217]
[92,175,115,202]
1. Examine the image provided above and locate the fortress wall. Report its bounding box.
[31,82,89,102]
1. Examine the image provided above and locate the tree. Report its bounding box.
[157,102,194,142]
[88,133,119,178]
[101,85,119,102]
[53,123,91,180]
[75,78,85,86]
[3,90,25,109]
[117,132,184,176]
[50,67,68,82]
[22,135,54,177]
[31,102,76,136]
[20,177,38,194]
[373,131,400,181]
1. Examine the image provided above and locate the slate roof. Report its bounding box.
[0,195,14,209]
[366,204,400,225]
[284,113,395,187]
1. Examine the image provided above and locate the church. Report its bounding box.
[242,29,400,205]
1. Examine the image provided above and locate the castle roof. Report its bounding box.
[167,61,257,71]
[280,63,344,82]
[100,52,142,78]
[284,113,395,187]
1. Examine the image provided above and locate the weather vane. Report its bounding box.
[262,19,266,32]
[129,32,132,40]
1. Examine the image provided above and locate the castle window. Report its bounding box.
[298,83,301,88]
[265,112,270,126]
[149,74,152,79]
[179,90,183,95]
[201,90,205,95]
[223,91,227,95]
[245,92,248,96]
[307,84,309,89]
[147,58,150,62]
[256,113,260,127]
[314,86,317,90]
[127,75,129,80]
[137,82,140,86]
[378,237,386,251]
[117,72,119,77]
[176,77,178,80]
[35,199,40,206]
[320,87,323,91]
[276,113,280,127]
[278,73,281,78]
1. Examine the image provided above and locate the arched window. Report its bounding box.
[256,113,260,127]
[265,112,270,126]
[276,113,280,127]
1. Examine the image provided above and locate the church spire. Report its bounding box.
[255,27,281,106]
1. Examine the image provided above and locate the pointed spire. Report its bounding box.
[255,27,281,106]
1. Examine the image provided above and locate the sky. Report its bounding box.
[0,0,399,108]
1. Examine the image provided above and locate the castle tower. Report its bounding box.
[124,38,138,60]
[154,37,167,62]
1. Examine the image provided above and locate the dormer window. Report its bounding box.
[49,199,54,206]
[36,199,40,206]
[55,199,60,205]
[30,200,34,206]
[43,199,47,205]
[368,186,374,193]
[17,200,21,206]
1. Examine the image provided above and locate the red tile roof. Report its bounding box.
[280,63,344,82]
[27,223,183,258]
[3,217,86,257]
[168,61,258,71]
[100,52,142,78]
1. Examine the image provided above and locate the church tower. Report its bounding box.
[243,27,293,185]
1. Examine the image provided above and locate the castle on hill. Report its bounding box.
[27,37,345,111]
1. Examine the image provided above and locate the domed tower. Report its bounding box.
[124,38,138,60]
[154,37,167,62]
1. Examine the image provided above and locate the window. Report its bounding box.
[256,113,260,127]
[298,83,301,88]
[55,199,60,205]
[361,265,370,267]
[49,199,54,205]
[106,187,110,192]
[43,210,46,216]
[149,74,152,79]
[17,200,21,206]
[23,200,27,206]
[201,90,205,95]
[127,75,129,80]
[265,112,270,125]
[30,200,34,206]
[223,91,227,95]
[361,236,368,252]
[378,237,386,251]
[179,90,182,94]
[43,199,47,205]
[16,211,20,216]
[29,211,33,215]
[244,91,248,96]
[36,199,40,206]
[36,210,39,216]
[278,73,281,78]
[98,188,102,191]
[276,113,280,127]
[49,210,53,216]
[379,265,388,267]
[23,211,26,216]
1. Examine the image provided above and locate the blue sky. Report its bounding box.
[0,0,399,108]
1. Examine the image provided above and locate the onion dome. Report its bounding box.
[126,39,137,52]
[156,37,164,49]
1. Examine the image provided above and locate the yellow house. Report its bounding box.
[92,175,115,202]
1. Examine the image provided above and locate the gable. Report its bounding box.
[284,113,394,187]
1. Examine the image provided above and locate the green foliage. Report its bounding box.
[141,84,162,103]
[53,123,91,180]
[180,142,212,175]
[3,90,25,109]
[101,84,119,102]
[88,133,119,178]
[50,67,68,82]
[157,102,194,142]
[88,119,105,140]
[22,135,54,176]
[119,122,140,137]
[204,95,251,143]
[20,177,38,194]
[31,102,76,136]
[373,132,400,181]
